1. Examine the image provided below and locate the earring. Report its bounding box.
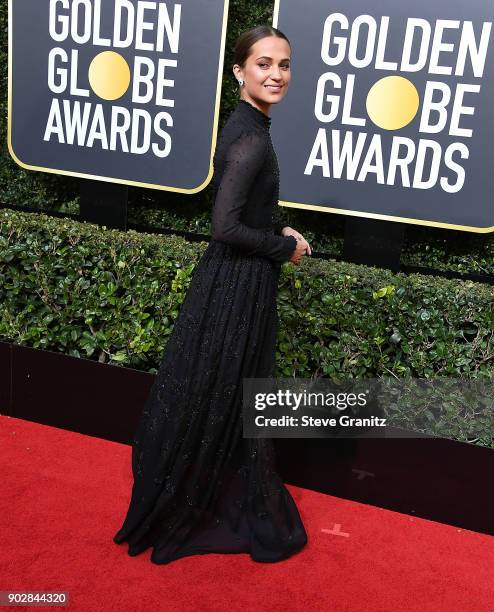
[238,79,244,87]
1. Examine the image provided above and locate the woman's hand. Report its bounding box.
[281,226,312,260]
[289,238,308,264]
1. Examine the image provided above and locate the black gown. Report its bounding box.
[113,98,308,564]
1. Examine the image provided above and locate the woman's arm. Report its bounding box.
[211,130,297,264]
[273,202,313,257]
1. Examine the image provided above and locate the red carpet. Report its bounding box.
[1,414,493,611]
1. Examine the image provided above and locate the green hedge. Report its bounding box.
[1,208,493,447]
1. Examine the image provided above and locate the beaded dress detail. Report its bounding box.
[113,98,307,564]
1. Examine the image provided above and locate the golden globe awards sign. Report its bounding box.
[272,0,494,231]
[8,0,228,192]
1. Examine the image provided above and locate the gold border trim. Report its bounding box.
[272,0,494,233]
[7,0,230,194]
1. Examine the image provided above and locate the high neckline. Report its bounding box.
[238,98,271,129]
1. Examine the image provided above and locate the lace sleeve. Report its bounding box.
[211,130,297,264]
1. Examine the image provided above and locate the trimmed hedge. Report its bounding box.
[2,208,493,377]
[126,204,494,277]
[2,208,493,447]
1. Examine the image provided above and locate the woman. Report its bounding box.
[113,25,311,565]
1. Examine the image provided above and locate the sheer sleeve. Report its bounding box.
[211,130,297,264]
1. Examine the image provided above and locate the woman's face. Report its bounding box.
[233,36,291,113]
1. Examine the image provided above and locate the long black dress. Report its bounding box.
[113,98,308,564]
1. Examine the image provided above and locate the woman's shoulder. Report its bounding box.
[217,111,268,155]
[223,106,268,137]
[212,114,268,187]
[215,129,267,173]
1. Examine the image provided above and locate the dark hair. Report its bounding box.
[233,26,291,69]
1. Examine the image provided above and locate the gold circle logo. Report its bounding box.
[88,51,131,101]
[366,76,419,130]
